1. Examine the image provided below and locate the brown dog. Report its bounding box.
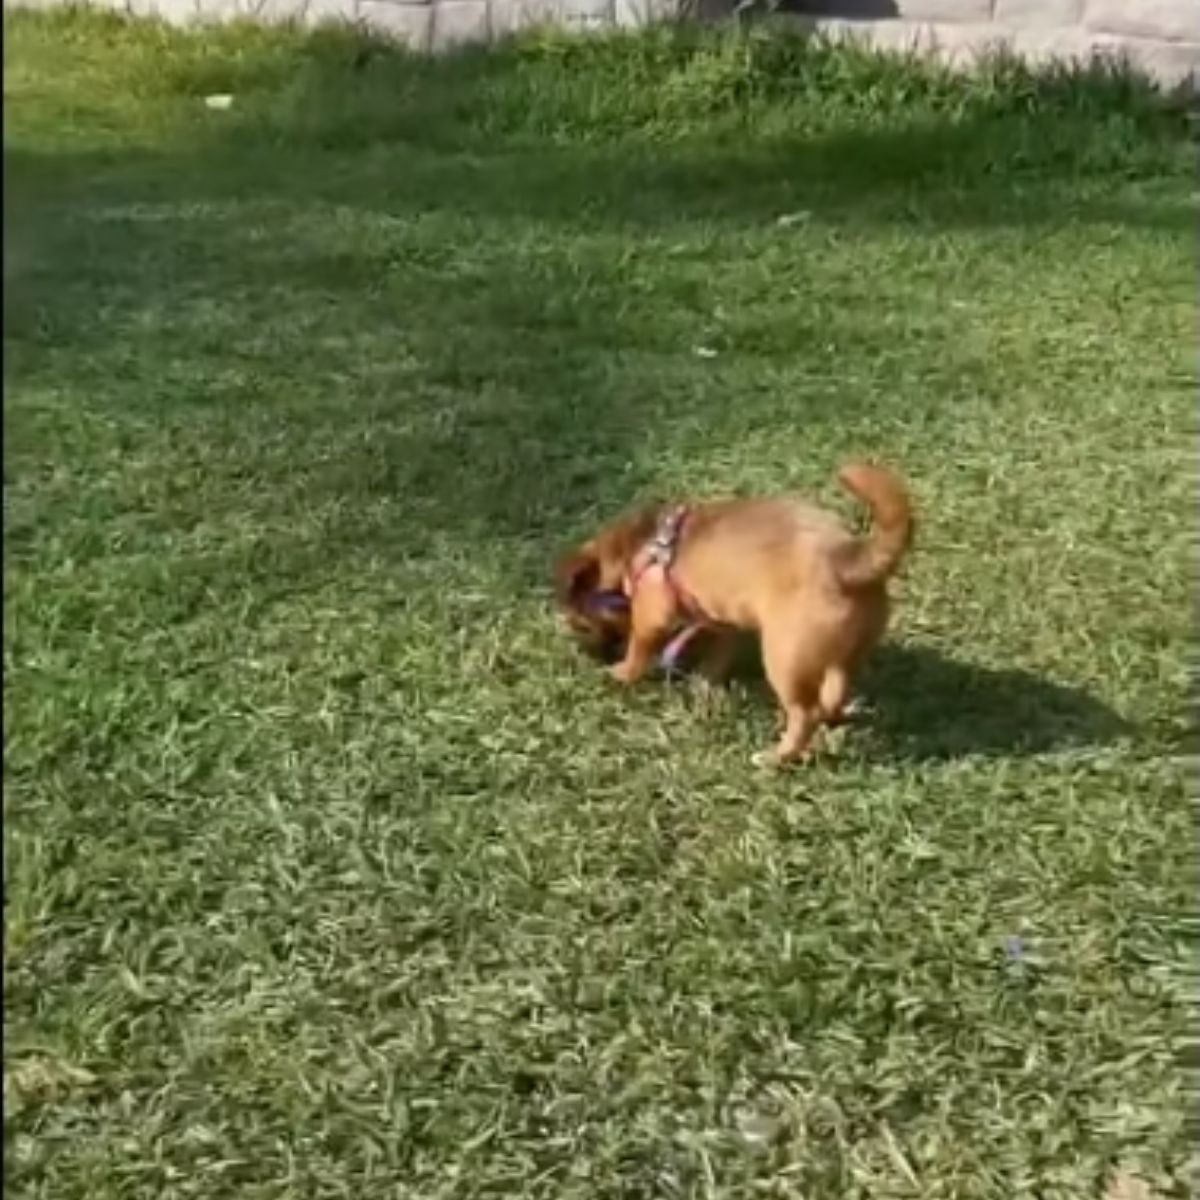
[555,463,913,764]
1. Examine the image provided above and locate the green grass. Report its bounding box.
[4,8,1195,1197]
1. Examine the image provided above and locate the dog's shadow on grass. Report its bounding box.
[857,644,1130,760]
[703,638,1130,760]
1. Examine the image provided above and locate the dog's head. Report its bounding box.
[554,506,661,663]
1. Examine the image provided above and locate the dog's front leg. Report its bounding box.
[609,634,658,685]
[609,577,674,685]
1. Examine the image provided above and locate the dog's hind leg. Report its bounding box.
[695,629,739,685]
[769,699,820,765]
[818,591,888,726]
[760,623,826,765]
[818,664,850,725]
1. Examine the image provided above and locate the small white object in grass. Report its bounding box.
[735,1111,780,1147]
[693,345,718,359]
[205,94,234,110]
[776,210,811,227]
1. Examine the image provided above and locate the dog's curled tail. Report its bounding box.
[835,462,914,588]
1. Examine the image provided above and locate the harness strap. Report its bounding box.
[660,622,706,675]
[624,507,712,677]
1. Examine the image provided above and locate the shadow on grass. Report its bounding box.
[4,89,1191,561]
[4,16,1193,592]
[6,110,1192,244]
[860,643,1131,760]
[652,634,1131,760]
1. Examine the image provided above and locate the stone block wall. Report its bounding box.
[777,0,1200,88]
[11,0,1200,84]
[18,0,677,51]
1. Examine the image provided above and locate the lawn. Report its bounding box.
[3,9,1195,1198]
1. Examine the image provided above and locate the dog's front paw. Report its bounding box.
[754,743,814,769]
[609,661,639,685]
[752,747,793,769]
[753,749,793,770]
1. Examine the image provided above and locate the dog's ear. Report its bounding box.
[555,550,600,607]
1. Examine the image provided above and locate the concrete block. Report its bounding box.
[1085,0,1199,43]
[1090,31,1200,84]
[558,0,613,25]
[243,0,357,22]
[924,20,1016,66]
[128,0,195,20]
[857,16,935,51]
[613,0,676,24]
[560,0,612,16]
[430,0,491,47]
[783,16,934,52]
[359,0,433,46]
[498,0,612,29]
[188,0,243,20]
[299,0,359,21]
[892,0,992,22]
[1009,24,1102,65]
[489,0,539,34]
[993,0,1082,26]
[489,0,568,34]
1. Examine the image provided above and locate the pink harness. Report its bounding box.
[624,506,712,673]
